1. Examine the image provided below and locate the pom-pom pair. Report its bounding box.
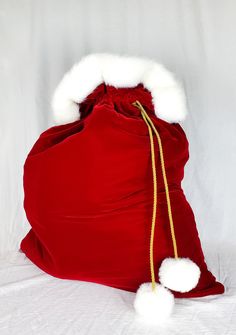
[134,257,201,324]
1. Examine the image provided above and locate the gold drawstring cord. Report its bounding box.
[132,100,179,291]
[138,106,157,291]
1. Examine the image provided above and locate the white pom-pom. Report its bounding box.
[134,283,174,324]
[159,257,201,293]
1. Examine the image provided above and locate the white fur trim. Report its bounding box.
[52,53,187,125]
[159,258,201,293]
[134,282,174,324]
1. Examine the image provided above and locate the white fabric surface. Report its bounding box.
[0,0,236,333]
[0,249,235,335]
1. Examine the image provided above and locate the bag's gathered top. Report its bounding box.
[52,53,187,125]
[21,54,224,325]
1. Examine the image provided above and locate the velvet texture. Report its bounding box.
[21,84,224,297]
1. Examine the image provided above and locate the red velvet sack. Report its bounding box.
[21,55,224,301]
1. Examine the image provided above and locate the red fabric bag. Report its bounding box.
[21,55,224,320]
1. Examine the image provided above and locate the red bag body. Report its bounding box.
[21,84,224,297]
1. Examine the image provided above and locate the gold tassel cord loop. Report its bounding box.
[132,100,179,290]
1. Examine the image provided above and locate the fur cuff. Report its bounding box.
[52,53,187,125]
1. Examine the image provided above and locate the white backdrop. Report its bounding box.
[0,0,235,260]
[1,2,236,334]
